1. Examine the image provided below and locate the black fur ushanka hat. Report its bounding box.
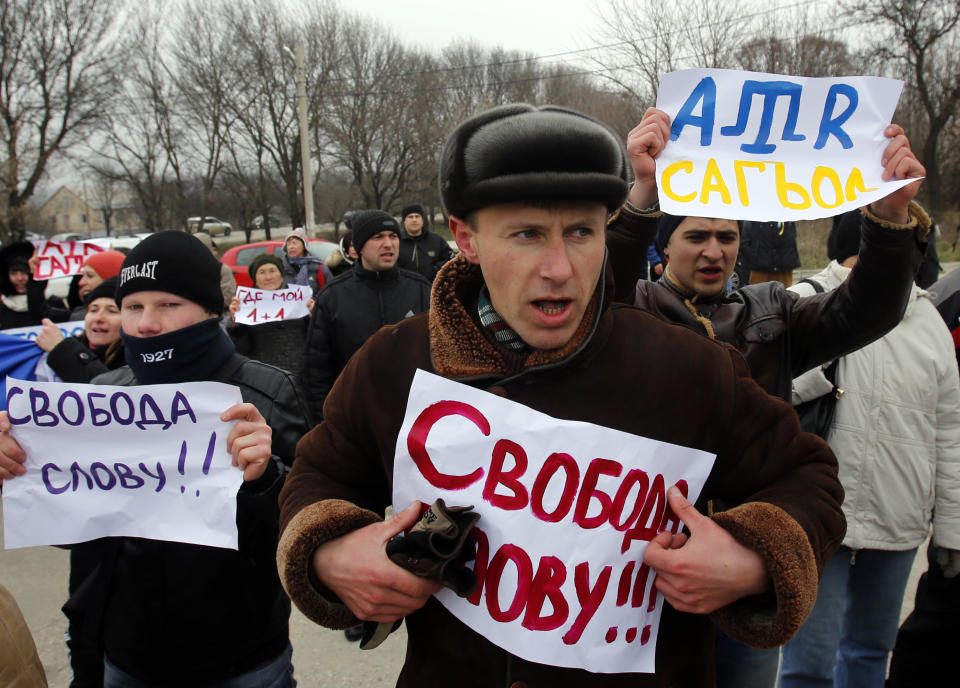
[439,104,630,218]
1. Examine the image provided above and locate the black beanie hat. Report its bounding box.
[656,215,687,254]
[0,241,34,295]
[115,231,224,313]
[828,210,862,263]
[0,241,32,272]
[439,103,629,218]
[655,214,742,254]
[248,253,284,283]
[401,204,425,222]
[85,275,119,306]
[351,210,399,252]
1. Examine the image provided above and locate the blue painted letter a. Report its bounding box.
[670,77,717,146]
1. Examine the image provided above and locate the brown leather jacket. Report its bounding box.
[607,204,928,400]
[277,256,844,687]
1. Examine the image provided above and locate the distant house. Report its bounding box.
[36,184,142,236]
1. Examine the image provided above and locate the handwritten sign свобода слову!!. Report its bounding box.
[2,378,245,550]
[392,370,717,674]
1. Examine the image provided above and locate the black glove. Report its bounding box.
[360,499,480,650]
[385,498,481,596]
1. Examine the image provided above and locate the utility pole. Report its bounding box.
[285,44,314,234]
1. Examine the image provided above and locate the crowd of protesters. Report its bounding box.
[0,96,956,688]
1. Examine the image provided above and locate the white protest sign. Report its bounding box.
[2,378,245,550]
[393,370,717,674]
[1,321,85,339]
[655,69,918,221]
[234,286,311,325]
[31,239,111,280]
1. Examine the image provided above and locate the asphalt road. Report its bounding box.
[0,506,408,687]
[0,505,929,687]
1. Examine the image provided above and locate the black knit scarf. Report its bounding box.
[121,318,235,384]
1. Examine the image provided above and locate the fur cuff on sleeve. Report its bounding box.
[708,502,818,649]
[863,200,930,241]
[277,499,381,629]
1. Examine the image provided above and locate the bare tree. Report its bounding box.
[320,16,432,210]
[844,0,960,211]
[86,164,122,235]
[593,0,750,103]
[736,35,858,77]
[93,2,186,232]
[224,0,343,230]
[170,0,241,231]
[0,0,126,241]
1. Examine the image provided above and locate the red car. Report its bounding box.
[221,238,338,287]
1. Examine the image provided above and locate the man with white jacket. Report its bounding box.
[780,209,960,688]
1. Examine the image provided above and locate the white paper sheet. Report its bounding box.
[2,378,245,550]
[234,286,311,325]
[393,370,717,674]
[656,69,918,221]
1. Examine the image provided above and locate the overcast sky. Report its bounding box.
[341,0,606,59]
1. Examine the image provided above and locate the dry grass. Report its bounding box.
[797,208,960,270]
[797,218,832,270]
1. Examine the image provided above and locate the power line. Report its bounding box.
[321,0,817,84]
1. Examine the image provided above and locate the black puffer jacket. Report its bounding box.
[229,317,309,379]
[398,228,453,282]
[301,263,430,421]
[739,220,801,273]
[65,354,310,685]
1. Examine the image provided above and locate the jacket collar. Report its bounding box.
[662,266,738,306]
[401,228,431,242]
[353,262,400,282]
[428,254,606,379]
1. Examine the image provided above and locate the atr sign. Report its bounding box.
[31,239,110,280]
[655,69,919,221]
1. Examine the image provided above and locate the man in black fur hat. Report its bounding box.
[276,104,846,687]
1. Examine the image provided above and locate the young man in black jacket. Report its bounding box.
[0,231,310,687]
[301,210,430,422]
[397,203,453,282]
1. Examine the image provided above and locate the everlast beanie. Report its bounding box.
[351,210,399,252]
[115,231,224,313]
[439,103,629,218]
[828,210,863,263]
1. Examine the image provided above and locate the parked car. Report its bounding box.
[48,232,87,242]
[186,216,232,236]
[221,238,338,287]
[250,214,283,231]
[109,233,154,251]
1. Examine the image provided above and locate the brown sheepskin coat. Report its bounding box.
[277,255,845,687]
